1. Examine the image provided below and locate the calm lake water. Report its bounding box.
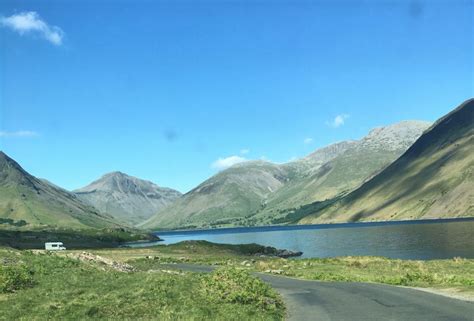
[136,218,474,260]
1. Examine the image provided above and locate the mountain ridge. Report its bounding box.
[299,99,474,224]
[142,119,431,229]
[0,151,119,229]
[74,172,182,226]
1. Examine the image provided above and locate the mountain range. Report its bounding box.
[139,161,290,229]
[1,99,472,231]
[298,98,474,224]
[141,120,431,229]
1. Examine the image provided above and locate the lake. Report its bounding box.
[136,218,474,260]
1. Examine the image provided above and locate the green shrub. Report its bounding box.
[0,218,27,227]
[201,267,284,313]
[0,264,35,293]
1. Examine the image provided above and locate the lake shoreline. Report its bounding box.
[153,216,474,236]
[144,218,474,260]
[72,241,474,302]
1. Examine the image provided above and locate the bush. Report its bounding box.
[0,265,35,293]
[201,267,284,313]
[0,218,27,227]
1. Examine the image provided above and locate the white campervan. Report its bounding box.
[45,242,66,251]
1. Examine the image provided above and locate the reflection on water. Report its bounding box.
[133,219,474,260]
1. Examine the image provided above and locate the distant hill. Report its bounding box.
[0,152,119,229]
[139,161,289,229]
[142,120,430,230]
[74,172,182,226]
[299,99,474,224]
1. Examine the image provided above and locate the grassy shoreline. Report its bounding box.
[1,240,472,320]
[95,241,474,297]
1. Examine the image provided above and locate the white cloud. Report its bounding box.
[240,148,250,155]
[0,11,64,45]
[303,137,313,144]
[0,130,38,137]
[211,155,247,170]
[327,114,349,128]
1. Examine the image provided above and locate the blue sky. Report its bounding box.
[0,0,472,193]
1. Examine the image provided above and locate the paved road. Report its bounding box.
[161,263,474,321]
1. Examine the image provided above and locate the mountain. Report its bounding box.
[250,120,431,224]
[74,172,182,226]
[299,99,474,224]
[140,161,290,229]
[0,152,119,229]
[142,120,430,230]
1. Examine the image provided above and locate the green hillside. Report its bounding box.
[0,152,120,229]
[251,122,429,225]
[140,161,290,229]
[142,121,429,230]
[299,99,474,224]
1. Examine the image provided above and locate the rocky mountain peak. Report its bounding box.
[303,141,357,164]
[358,120,431,151]
[74,172,182,226]
[77,171,158,194]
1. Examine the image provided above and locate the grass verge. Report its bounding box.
[101,241,474,295]
[0,247,285,320]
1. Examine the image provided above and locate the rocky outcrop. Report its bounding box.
[68,252,136,272]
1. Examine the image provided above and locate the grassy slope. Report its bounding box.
[249,149,403,225]
[143,122,428,230]
[0,152,120,230]
[141,161,289,229]
[141,150,409,230]
[299,99,474,224]
[0,248,284,320]
[0,186,115,229]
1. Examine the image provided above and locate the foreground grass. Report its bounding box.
[0,248,284,320]
[95,241,474,295]
[3,240,471,319]
[252,256,474,289]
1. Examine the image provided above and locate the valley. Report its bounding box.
[1,100,472,232]
[1,101,472,321]
[2,2,472,319]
